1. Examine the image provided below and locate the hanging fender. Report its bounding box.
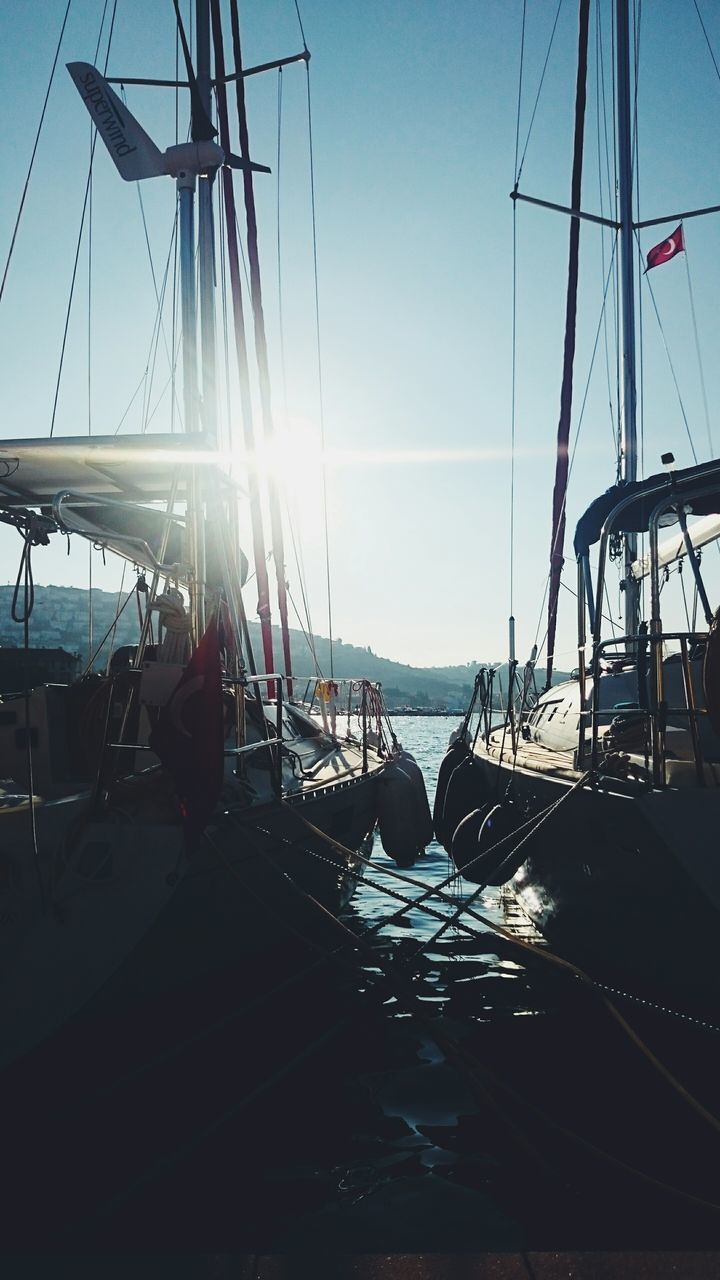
[433,739,469,847]
[395,749,433,848]
[434,746,481,853]
[450,803,492,882]
[378,749,433,868]
[451,800,526,888]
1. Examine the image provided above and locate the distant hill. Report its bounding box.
[0,584,565,709]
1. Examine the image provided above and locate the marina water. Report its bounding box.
[16,715,720,1252]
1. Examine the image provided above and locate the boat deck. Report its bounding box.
[476,731,580,781]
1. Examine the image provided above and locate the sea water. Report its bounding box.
[31,716,720,1252]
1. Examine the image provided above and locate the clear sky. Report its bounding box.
[1,1,719,674]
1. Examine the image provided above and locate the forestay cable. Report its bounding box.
[0,1,73,306]
[49,0,118,437]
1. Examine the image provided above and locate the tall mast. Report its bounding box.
[196,0,217,447]
[210,0,277,686]
[616,0,639,637]
[186,0,216,637]
[177,143,204,638]
[229,0,295,697]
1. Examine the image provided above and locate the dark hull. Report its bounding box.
[457,750,720,1018]
[90,768,379,1003]
[1,769,380,1076]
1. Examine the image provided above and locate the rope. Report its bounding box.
[303,54,334,678]
[683,231,714,456]
[514,0,564,188]
[694,0,720,83]
[79,581,136,678]
[119,85,183,436]
[10,521,51,910]
[49,0,118,437]
[222,807,720,1213]
[0,0,73,306]
[292,0,309,52]
[285,794,720,1150]
[639,230,699,464]
[276,68,289,422]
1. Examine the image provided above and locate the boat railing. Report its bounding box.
[100,670,287,797]
[580,632,710,787]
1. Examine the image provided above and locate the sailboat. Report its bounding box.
[436,0,720,1017]
[0,0,431,1072]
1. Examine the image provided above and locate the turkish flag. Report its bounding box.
[645,223,685,272]
[149,616,224,849]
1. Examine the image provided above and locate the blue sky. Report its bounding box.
[1,1,719,673]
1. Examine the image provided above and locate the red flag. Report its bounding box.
[645,223,685,272]
[149,616,224,849]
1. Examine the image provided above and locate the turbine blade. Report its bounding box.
[226,152,271,175]
[66,62,166,180]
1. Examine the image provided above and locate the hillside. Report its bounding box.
[0,584,561,709]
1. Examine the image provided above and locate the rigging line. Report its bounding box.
[105,560,128,674]
[559,576,617,630]
[143,368,184,431]
[112,368,149,436]
[0,0,72,306]
[88,132,93,438]
[679,560,692,633]
[530,242,619,664]
[508,0,526,626]
[232,206,252,296]
[49,0,117,438]
[140,220,179,433]
[303,55,334,679]
[283,486,316,654]
[87,122,94,664]
[603,578,619,640]
[276,69,289,423]
[292,0,309,52]
[121,87,183,428]
[111,217,179,434]
[632,0,645,492]
[514,0,564,187]
[638,231,698,465]
[513,0,527,180]
[287,584,322,675]
[510,183,517,621]
[609,2,621,477]
[684,233,714,456]
[171,19,180,432]
[218,149,233,454]
[693,0,720,85]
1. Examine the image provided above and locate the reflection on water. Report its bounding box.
[277,715,720,1252]
[14,717,720,1250]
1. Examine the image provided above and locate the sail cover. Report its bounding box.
[0,434,213,505]
[573,458,720,559]
[0,434,248,587]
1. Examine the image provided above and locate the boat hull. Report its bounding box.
[0,768,380,1072]
[456,748,720,1018]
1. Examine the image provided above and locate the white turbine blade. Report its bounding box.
[67,62,166,181]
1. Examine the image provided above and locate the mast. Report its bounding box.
[177,144,204,639]
[229,0,295,698]
[616,0,640,638]
[210,0,277,687]
[196,0,217,447]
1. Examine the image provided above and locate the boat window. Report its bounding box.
[532,700,562,728]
